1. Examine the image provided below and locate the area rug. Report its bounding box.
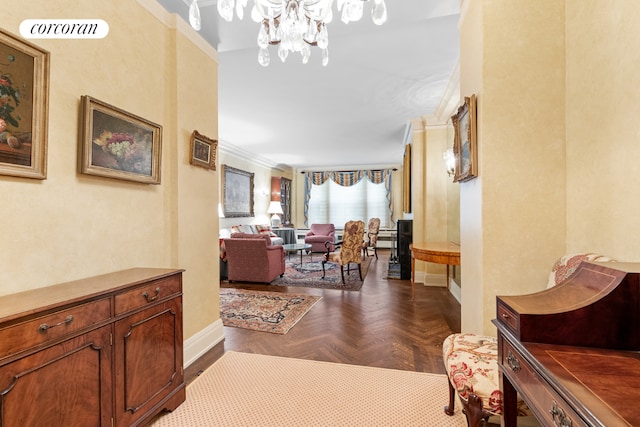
[270,257,372,291]
[220,288,321,334]
[151,351,467,427]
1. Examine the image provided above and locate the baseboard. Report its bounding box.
[448,278,461,304]
[183,319,225,368]
[415,272,447,287]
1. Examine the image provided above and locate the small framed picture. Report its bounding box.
[452,94,477,182]
[79,95,162,184]
[190,130,217,170]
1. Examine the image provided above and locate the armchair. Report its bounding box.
[223,234,285,283]
[305,223,336,252]
[361,217,381,259]
[322,220,365,284]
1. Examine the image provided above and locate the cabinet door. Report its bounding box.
[0,325,113,427]
[114,297,184,427]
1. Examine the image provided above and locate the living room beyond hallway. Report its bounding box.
[187,249,461,382]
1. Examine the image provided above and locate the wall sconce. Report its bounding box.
[218,202,225,218]
[443,148,456,177]
[267,201,283,228]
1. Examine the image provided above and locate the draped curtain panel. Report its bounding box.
[304,169,394,227]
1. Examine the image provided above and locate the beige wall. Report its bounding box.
[412,120,453,283]
[458,0,640,335]
[565,2,640,258]
[1,0,220,342]
[459,0,566,334]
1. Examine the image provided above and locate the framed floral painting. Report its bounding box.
[80,95,162,184]
[0,29,49,179]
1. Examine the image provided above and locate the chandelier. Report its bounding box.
[189,0,387,67]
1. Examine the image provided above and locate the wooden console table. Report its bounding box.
[409,241,460,298]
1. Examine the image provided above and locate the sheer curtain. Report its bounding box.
[304,169,393,228]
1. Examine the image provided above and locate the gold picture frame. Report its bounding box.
[190,130,217,170]
[0,29,49,179]
[80,95,162,184]
[452,94,477,182]
[222,164,254,218]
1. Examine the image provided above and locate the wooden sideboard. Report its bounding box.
[495,261,640,426]
[0,268,185,427]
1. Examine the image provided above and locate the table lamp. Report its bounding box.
[267,201,283,228]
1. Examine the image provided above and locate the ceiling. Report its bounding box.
[156,0,460,170]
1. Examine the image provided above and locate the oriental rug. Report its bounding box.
[150,351,467,427]
[270,257,372,291]
[219,288,321,334]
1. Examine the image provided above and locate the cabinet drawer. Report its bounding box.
[0,298,111,360]
[501,338,587,427]
[496,302,519,334]
[115,275,181,315]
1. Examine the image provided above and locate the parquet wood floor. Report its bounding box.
[186,249,461,384]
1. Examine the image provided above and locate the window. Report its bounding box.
[308,178,390,228]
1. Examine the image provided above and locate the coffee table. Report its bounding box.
[282,243,313,265]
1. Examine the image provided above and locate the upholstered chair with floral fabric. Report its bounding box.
[361,217,381,259]
[322,220,365,284]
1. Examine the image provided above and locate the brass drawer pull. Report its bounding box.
[501,313,510,319]
[143,287,161,302]
[39,315,74,333]
[550,401,572,427]
[506,350,520,372]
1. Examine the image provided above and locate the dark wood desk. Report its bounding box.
[496,324,640,426]
[495,261,640,426]
[409,242,460,298]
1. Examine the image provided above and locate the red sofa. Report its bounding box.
[223,233,285,283]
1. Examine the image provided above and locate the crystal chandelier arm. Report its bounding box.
[217,0,385,67]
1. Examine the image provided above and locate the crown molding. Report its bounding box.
[136,0,219,63]
[424,61,460,126]
[218,140,287,171]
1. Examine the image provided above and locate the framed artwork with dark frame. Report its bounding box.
[190,130,217,170]
[79,95,162,184]
[222,164,254,218]
[0,29,49,179]
[452,93,477,182]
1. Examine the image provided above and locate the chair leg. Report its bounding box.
[357,264,362,281]
[373,247,378,259]
[444,379,456,416]
[322,260,327,278]
[461,393,491,427]
[340,266,345,284]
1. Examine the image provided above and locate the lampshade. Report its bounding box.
[218,202,225,218]
[267,201,284,214]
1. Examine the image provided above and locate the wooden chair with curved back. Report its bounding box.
[362,217,381,259]
[322,220,365,284]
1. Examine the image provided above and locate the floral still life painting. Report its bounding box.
[80,96,162,184]
[0,29,49,179]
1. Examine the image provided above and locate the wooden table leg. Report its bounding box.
[445,264,450,289]
[411,253,415,300]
